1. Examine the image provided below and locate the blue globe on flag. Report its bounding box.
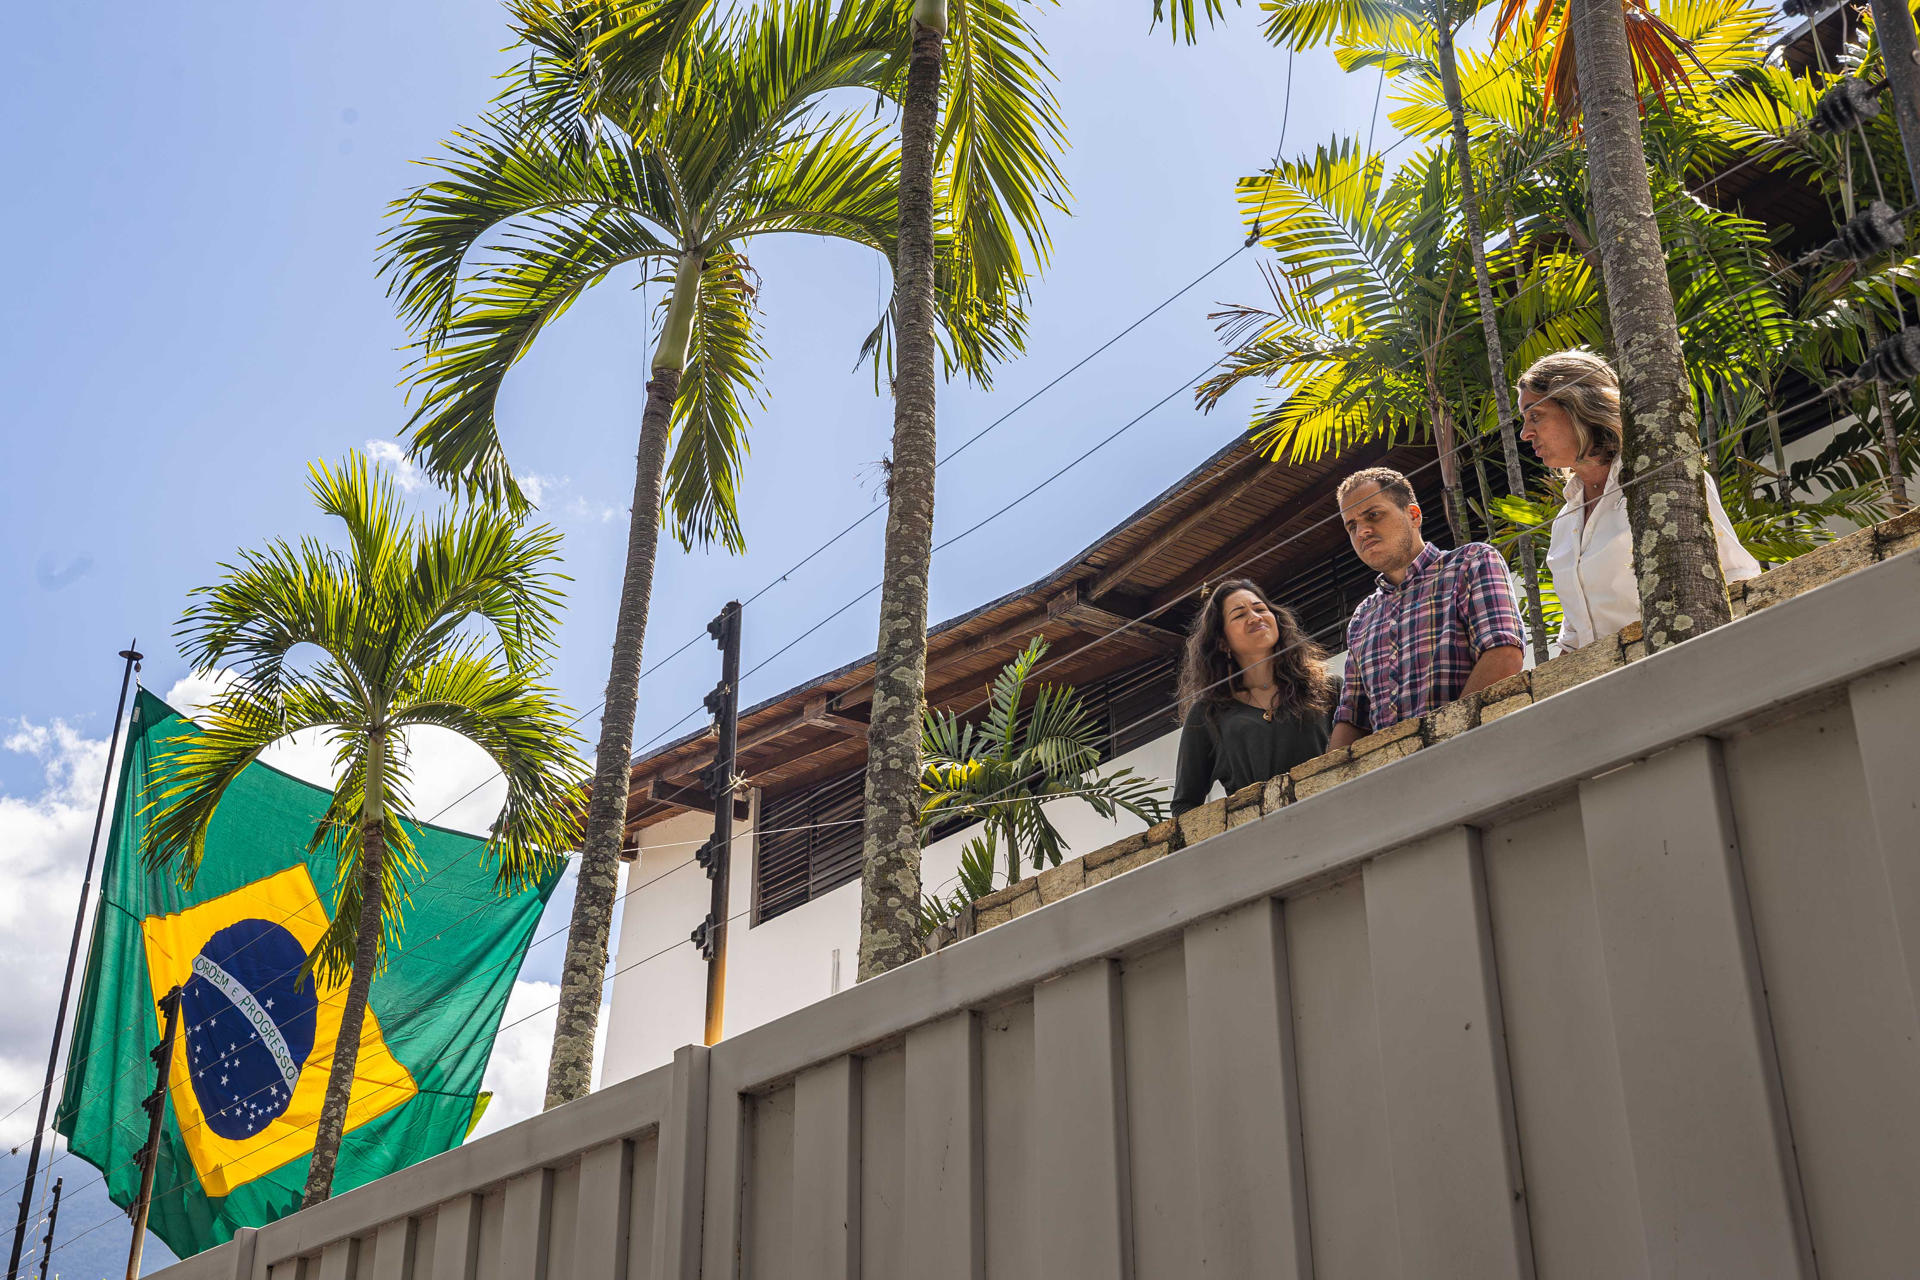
[178,919,318,1140]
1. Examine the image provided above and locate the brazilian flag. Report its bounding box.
[55,691,562,1258]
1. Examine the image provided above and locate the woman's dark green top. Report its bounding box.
[1171,695,1334,816]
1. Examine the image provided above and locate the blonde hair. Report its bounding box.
[1517,349,1622,466]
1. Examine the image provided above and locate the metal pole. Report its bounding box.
[124,986,181,1280]
[35,1181,59,1280]
[691,602,742,1047]
[1868,0,1920,206]
[7,643,141,1280]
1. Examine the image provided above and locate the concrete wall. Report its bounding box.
[156,543,1920,1279]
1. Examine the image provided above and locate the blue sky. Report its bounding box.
[0,3,1388,794]
[0,3,1393,1270]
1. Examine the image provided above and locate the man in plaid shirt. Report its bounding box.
[1328,467,1526,748]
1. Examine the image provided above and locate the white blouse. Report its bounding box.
[1547,459,1761,652]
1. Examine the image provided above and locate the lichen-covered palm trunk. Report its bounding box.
[301,821,386,1207]
[544,367,681,1107]
[1437,29,1550,661]
[1570,0,1730,651]
[858,18,944,982]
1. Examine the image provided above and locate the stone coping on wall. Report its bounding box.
[927,508,1920,949]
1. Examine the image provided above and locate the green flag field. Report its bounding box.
[54,690,561,1259]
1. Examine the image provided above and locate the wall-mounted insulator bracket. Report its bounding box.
[704,682,732,719]
[701,760,736,797]
[695,835,724,877]
[1812,75,1884,134]
[691,915,718,960]
[1822,200,1906,261]
[1861,327,1920,384]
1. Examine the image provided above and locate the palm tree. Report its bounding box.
[857,0,1068,981]
[1157,0,1712,659]
[381,0,1025,1104]
[144,455,584,1206]
[1198,140,1487,540]
[1567,0,1732,647]
[919,637,1167,902]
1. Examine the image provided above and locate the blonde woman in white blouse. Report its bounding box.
[1516,349,1761,652]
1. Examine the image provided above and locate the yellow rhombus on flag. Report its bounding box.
[139,863,418,1197]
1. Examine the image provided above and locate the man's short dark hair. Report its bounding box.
[1336,466,1416,511]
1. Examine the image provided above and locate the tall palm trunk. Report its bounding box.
[302,739,389,1207]
[545,253,699,1106]
[1425,385,1473,543]
[1860,313,1912,512]
[1569,0,1730,651]
[1437,28,1551,661]
[1873,380,1910,511]
[858,5,944,981]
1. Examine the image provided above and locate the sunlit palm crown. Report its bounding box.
[1155,0,1706,121]
[380,0,1066,551]
[1197,0,1792,463]
[145,456,586,981]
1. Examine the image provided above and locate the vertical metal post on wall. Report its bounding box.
[35,1180,59,1280]
[7,642,141,1280]
[125,985,182,1280]
[691,601,743,1047]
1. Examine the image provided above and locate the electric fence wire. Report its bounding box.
[0,63,1872,1183]
[1,11,1891,1189]
[41,356,1876,1274]
[30,347,1878,1271]
[0,89,1869,1181]
[51,166,1894,1211]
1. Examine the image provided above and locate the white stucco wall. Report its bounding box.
[603,727,1188,1084]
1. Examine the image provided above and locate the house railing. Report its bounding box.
[154,536,1920,1279]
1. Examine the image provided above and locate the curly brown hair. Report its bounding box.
[1176,579,1334,723]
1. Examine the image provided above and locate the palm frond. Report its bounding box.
[663,250,769,552]
[937,0,1071,294]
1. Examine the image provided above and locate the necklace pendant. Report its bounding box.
[1262,709,1273,722]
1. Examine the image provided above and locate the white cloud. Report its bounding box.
[567,495,621,524]
[362,440,425,493]
[164,674,507,836]
[0,718,109,1149]
[503,472,620,524]
[469,979,609,1141]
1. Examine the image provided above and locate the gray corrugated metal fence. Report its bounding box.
[155,549,1920,1279]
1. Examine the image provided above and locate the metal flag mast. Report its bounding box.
[7,643,142,1280]
[691,601,743,1047]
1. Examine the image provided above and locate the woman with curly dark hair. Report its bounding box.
[1171,579,1338,817]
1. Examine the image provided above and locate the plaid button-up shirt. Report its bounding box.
[1335,541,1525,734]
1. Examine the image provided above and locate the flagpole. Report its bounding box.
[6,643,142,1280]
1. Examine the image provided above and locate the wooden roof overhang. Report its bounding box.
[620,432,1440,843]
[1689,5,1852,257]
[619,16,1860,844]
